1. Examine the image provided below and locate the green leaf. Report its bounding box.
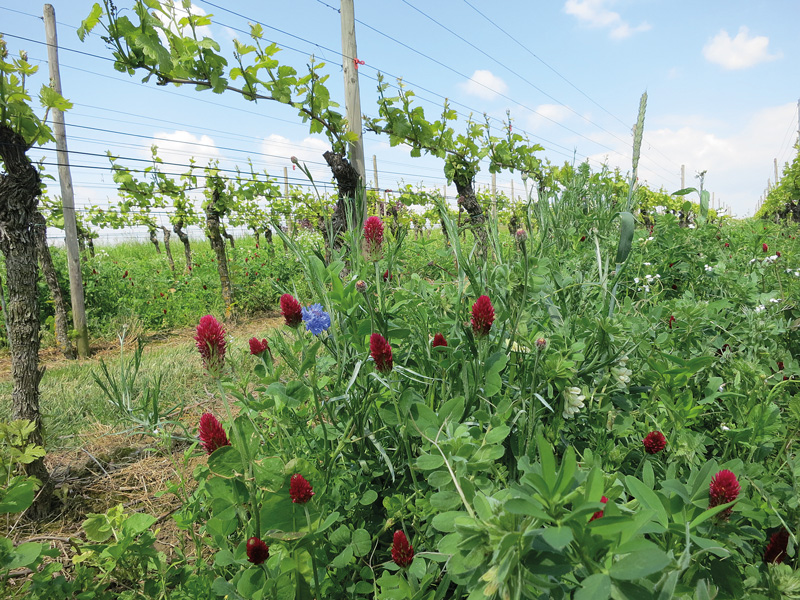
[6,542,42,570]
[625,475,668,528]
[330,544,353,568]
[575,574,611,600]
[485,424,510,445]
[0,480,35,514]
[416,453,444,470]
[689,501,736,530]
[431,511,464,533]
[351,528,371,557]
[78,3,103,41]
[608,547,670,580]
[539,526,573,551]
[39,84,73,112]
[122,512,157,536]
[359,490,378,505]
[484,351,508,398]
[614,211,635,265]
[207,445,244,478]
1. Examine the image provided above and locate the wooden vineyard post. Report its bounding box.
[44,4,89,357]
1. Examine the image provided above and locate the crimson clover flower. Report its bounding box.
[198,413,230,454]
[289,473,314,504]
[246,536,270,565]
[668,315,675,329]
[363,216,384,260]
[471,295,495,336]
[709,469,740,519]
[763,243,769,252]
[195,315,226,376]
[391,530,414,568]
[383,269,392,282]
[249,337,270,357]
[370,333,394,373]
[302,303,331,336]
[280,294,303,328]
[764,528,790,564]
[432,333,448,348]
[643,431,667,454]
[589,496,608,522]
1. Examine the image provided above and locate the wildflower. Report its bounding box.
[249,337,270,357]
[391,531,414,568]
[289,474,314,504]
[755,305,766,313]
[764,528,790,564]
[643,431,666,454]
[246,537,270,565]
[589,496,608,522]
[562,386,585,419]
[704,264,713,272]
[634,277,640,284]
[611,364,632,386]
[515,229,528,243]
[669,315,675,329]
[383,269,392,282]
[195,315,226,375]
[432,333,448,348]
[198,413,230,454]
[688,224,696,229]
[580,235,586,242]
[302,304,331,336]
[763,243,769,252]
[122,270,128,279]
[280,294,303,328]
[535,338,547,350]
[724,242,729,247]
[356,280,367,293]
[363,216,384,260]
[471,295,495,336]
[370,333,394,372]
[290,156,299,165]
[708,469,740,519]
[643,262,651,266]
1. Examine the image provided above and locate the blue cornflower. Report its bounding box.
[301,303,331,336]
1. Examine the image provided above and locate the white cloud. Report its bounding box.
[584,103,797,216]
[527,104,574,129]
[703,26,781,70]
[260,134,334,190]
[460,70,509,100]
[564,0,650,39]
[148,130,222,167]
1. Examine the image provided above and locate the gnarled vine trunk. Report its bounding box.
[206,188,234,319]
[34,212,75,360]
[323,150,361,254]
[173,221,192,271]
[160,226,175,272]
[148,227,161,253]
[453,176,487,258]
[0,125,51,515]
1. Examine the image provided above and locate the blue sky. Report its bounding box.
[1,0,798,234]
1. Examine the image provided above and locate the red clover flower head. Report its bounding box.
[763,243,769,252]
[589,496,608,522]
[246,537,270,565]
[363,216,385,260]
[370,333,394,373]
[195,315,226,376]
[249,337,270,357]
[643,431,667,454]
[764,528,790,564]
[471,295,495,336]
[289,473,314,504]
[432,333,448,348]
[391,530,414,568]
[198,413,230,454]
[280,294,303,328]
[709,469,740,519]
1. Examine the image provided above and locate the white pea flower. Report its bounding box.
[704,264,713,272]
[562,387,586,419]
[770,298,780,304]
[647,236,654,241]
[643,262,651,266]
[611,365,632,386]
[720,424,730,431]
[633,277,640,284]
[655,273,661,279]
[754,305,766,313]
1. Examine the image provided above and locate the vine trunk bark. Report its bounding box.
[160,226,175,272]
[173,222,192,271]
[206,189,235,319]
[34,212,75,360]
[0,124,52,516]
